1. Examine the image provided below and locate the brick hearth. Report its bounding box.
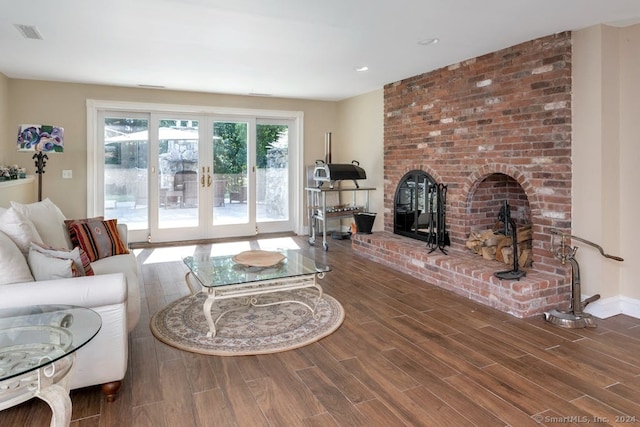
[352,232,567,318]
[353,32,573,317]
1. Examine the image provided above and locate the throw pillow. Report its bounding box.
[64,216,104,246]
[30,242,95,276]
[0,230,35,285]
[27,249,77,280]
[11,198,71,249]
[0,207,44,254]
[67,218,129,262]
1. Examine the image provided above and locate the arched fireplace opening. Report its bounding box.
[467,173,531,232]
[394,170,449,248]
[466,172,533,267]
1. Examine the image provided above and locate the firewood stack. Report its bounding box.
[466,225,532,268]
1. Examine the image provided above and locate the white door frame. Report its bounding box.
[87,99,305,242]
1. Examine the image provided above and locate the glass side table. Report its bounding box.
[0,305,101,427]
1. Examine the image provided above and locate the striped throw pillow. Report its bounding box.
[67,218,129,262]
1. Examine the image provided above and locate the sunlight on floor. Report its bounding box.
[208,241,253,257]
[136,237,301,265]
[257,237,301,251]
[136,246,198,264]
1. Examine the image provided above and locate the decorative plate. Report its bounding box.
[232,250,285,267]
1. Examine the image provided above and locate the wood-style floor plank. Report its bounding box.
[296,366,369,426]
[2,235,640,426]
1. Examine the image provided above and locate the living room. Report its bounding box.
[1,2,640,425]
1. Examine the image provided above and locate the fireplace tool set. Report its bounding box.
[493,201,526,281]
[544,229,624,328]
[426,183,449,254]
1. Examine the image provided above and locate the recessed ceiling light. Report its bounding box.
[355,66,369,72]
[418,38,439,46]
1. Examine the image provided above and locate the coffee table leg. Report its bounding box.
[38,383,71,427]
[203,294,217,338]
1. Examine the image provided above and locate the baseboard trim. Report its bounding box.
[584,295,640,320]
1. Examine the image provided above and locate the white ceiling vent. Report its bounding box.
[14,24,43,40]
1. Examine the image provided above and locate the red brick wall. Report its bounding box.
[384,32,572,274]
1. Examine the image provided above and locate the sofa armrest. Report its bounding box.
[0,273,127,310]
[117,223,129,247]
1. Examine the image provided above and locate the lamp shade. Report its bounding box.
[17,124,64,153]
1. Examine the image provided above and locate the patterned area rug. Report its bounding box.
[150,289,344,356]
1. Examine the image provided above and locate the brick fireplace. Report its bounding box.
[353,32,573,317]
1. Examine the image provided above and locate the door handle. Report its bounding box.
[201,175,205,188]
[207,174,212,187]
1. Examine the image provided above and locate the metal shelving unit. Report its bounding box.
[305,186,375,250]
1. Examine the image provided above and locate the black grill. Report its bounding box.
[312,160,366,188]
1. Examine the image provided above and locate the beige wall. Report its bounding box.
[3,79,338,219]
[335,89,384,231]
[619,24,640,302]
[573,24,640,310]
[0,73,8,165]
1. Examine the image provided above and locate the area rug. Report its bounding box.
[150,289,344,356]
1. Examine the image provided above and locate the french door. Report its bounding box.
[95,105,298,244]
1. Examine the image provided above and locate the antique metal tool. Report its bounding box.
[544,229,624,328]
[494,201,526,280]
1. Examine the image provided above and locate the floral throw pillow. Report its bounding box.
[66,218,129,262]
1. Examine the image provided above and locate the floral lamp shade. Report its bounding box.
[17,124,64,201]
[16,124,64,153]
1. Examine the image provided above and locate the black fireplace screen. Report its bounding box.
[394,170,449,252]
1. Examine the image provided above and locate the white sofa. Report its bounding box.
[0,199,141,402]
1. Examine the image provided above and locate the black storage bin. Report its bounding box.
[353,212,376,234]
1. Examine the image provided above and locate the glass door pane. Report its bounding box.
[158,119,200,229]
[256,123,289,223]
[212,121,248,226]
[103,117,149,231]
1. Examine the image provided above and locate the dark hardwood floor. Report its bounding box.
[2,235,640,426]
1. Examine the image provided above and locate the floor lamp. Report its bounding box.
[17,124,64,201]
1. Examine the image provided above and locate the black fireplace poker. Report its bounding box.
[494,201,526,281]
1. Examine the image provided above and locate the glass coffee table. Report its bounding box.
[0,305,101,427]
[183,250,330,337]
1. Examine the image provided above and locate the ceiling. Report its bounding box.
[2,0,640,101]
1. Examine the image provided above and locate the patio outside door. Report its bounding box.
[209,119,293,237]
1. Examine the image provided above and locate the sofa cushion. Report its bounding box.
[67,218,129,262]
[0,207,44,254]
[27,249,78,280]
[30,242,95,276]
[91,252,141,331]
[0,230,35,285]
[11,198,71,249]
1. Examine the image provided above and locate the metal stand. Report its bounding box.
[33,151,48,202]
[494,201,526,280]
[427,183,449,254]
[544,229,624,328]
